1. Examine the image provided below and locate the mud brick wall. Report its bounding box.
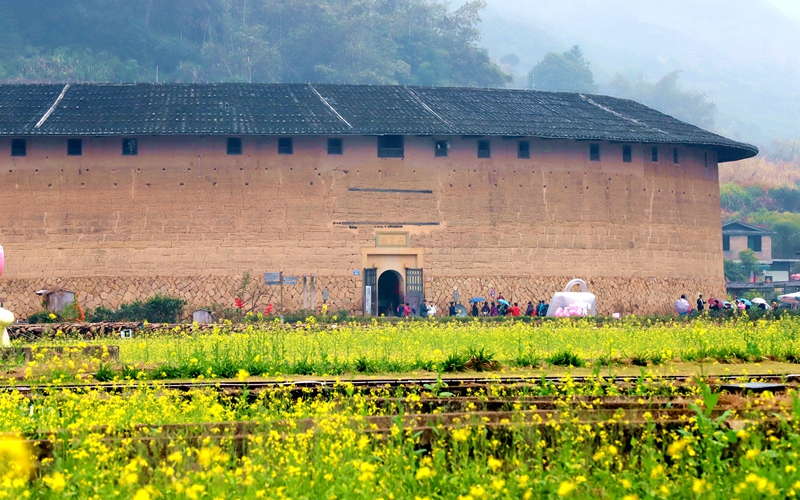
[0,135,725,316]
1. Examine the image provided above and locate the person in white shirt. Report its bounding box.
[427,302,437,317]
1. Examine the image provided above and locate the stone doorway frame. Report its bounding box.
[361,247,424,316]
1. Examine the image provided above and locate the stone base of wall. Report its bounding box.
[0,274,725,318]
[428,277,726,316]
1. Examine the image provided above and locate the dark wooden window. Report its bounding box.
[435,140,448,157]
[651,146,658,162]
[723,235,730,252]
[67,139,82,156]
[518,141,530,159]
[227,138,242,155]
[278,137,293,155]
[378,136,404,158]
[748,235,762,252]
[622,145,632,162]
[590,144,600,161]
[11,139,26,157]
[122,138,138,156]
[477,140,490,158]
[673,147,679,164]
[327,138,343,155]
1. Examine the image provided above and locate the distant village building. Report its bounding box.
[722,220,794,282]
[0,83,757,316]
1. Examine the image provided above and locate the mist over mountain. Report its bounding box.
[480,0,800,146]
[0,0,795,147]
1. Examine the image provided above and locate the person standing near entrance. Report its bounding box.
[419,300,428,318]
[449,302,456,316]
[403,303,411,318]
[471,302,479,317]
[428,302,437,317]
[697,294,705,314]
[509,302,521,317]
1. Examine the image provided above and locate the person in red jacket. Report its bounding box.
[509,302,521,317]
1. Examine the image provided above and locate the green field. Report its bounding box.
[1,317,800,498]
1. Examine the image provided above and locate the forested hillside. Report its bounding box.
[720,145,800,260]
[0,0,509,86]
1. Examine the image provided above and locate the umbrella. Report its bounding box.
[454,304,468,317]
[737,298,752,307]
[722,301,733,309]
[780,292,800,303]
[469,297,486,303]
[792,274,800,281]
[708,297,720,306]
[673,299,690,314]
[498,299,511,306]
[751,298,768,305]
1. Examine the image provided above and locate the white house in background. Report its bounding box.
[722,220,795,282]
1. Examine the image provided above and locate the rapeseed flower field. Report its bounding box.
[1,316,799,498]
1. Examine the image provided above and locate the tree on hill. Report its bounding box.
[607,70,716,128]
[0,0,510,87]
[527,45,595,93]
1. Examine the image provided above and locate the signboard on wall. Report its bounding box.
[376,232,409,247]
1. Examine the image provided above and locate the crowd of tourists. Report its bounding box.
[673,293,777,316]
[390,294,550,318]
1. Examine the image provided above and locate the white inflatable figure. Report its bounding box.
[547,278,597,318]
[0,245,12,347]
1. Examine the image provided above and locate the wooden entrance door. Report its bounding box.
[364,268,377,316]
[405,268,424,316]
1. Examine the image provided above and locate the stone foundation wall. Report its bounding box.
[0,274,724,318]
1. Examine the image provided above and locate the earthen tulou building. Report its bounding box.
[0,83,757,317]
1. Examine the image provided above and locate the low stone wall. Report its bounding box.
[0,275,725,319]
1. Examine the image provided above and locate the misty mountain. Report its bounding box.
[480,0,800,146]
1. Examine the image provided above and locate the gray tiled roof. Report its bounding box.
[722,220,773,235]
[0,83,757,162]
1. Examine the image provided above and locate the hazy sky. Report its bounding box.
[765,0,800,20]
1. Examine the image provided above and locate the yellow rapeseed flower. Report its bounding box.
[488,457,503,471]
[415,466,433,481]
[43,472,66,492]
[0,434,34,481]
[557,481,576,497]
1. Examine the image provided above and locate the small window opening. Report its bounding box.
[227,138,242,155]
[589,144,600,162]
[477,140,490,158]
[673,147,679,164]
[377,136,404,158]
[622,145,632,163]
[518,141,530,159]
[722,235,730,252]
[748,235,762,252]
[435,140,448,157]
[327,138,343,155]
[67,139,82,156]
[278,137,293,155]
[651,146,658,163]
[122,138,138,156]
[11,139,26,157]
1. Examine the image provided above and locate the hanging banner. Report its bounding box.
[365,285,373,315]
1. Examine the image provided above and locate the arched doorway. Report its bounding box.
[378,270,403,316]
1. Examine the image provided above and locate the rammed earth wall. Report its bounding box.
[0,134,726,316]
